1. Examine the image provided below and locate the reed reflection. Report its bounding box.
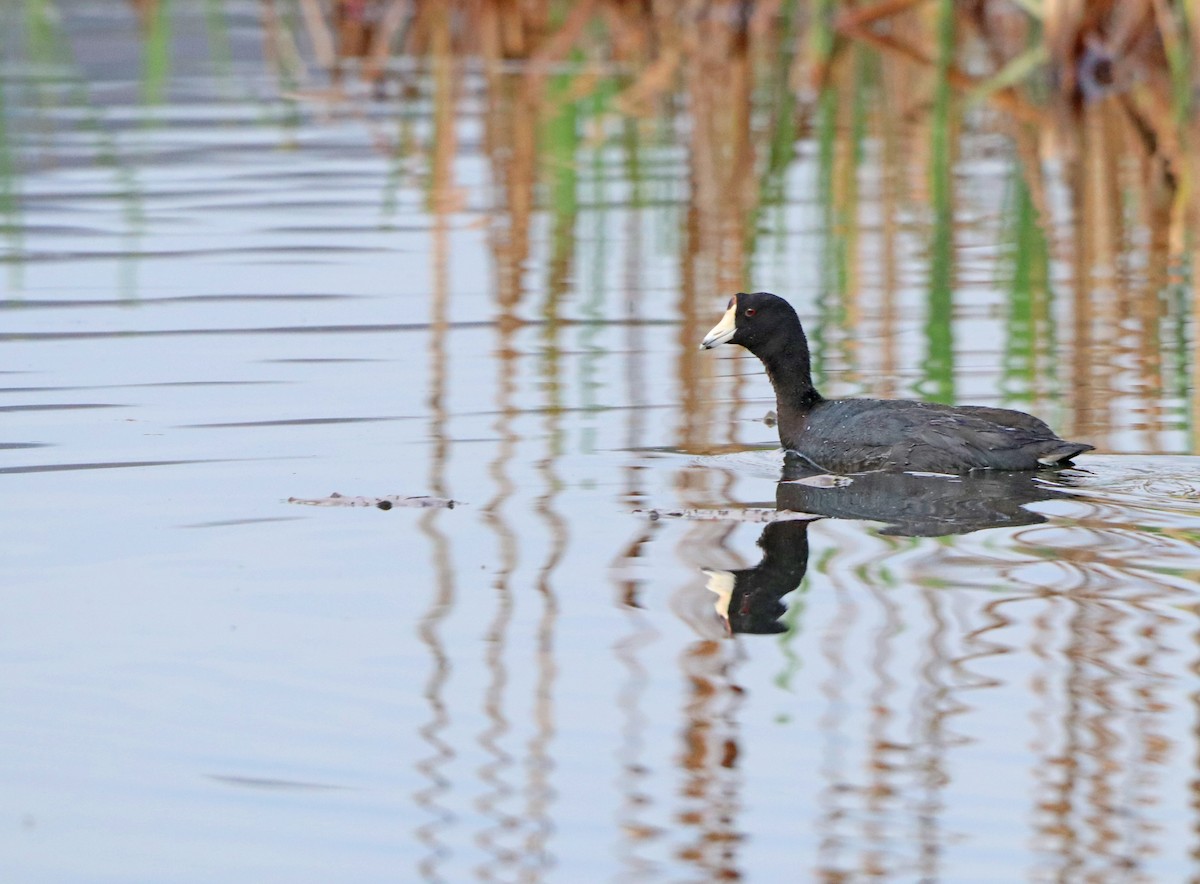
[12,2,1200,879]
[1031,592,1177,879]
[674,635,746,881]
[524,256,570,883]
[12,0,1196,450]
[474,319,522,882]
[413,29,458,882]
[611,522,664,880]
[643,469,1060,881]
[654,460,1198,879]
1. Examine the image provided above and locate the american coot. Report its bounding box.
[700,292,1093,474]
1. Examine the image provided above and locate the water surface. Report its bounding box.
[3,3,1200,882]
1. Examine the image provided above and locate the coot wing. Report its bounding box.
[793,399,1083,473]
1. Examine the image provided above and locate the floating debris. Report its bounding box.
[781,472,853,488]
[287,492,459,511]
[635,507,819,524]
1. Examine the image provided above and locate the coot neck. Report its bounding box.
[754,334,823,425]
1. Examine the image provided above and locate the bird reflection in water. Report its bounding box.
[700,462,1081,636]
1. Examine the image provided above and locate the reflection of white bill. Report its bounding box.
[701,568,736,631]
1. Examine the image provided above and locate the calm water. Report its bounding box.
[4,3,1200,882]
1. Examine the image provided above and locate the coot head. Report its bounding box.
[699,291,801,354]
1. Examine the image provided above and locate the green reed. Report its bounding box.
[140,0,173,107]
[812,82,837,390]
[543,70,581,306]
[1002,171,1054,407]
[0,71,21,285]
[920,0,956,406]
[10,0,146,294]
[202,0,237,98]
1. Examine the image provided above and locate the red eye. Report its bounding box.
[745,308,756,317]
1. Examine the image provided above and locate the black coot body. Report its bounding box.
[701,292,1093,474]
